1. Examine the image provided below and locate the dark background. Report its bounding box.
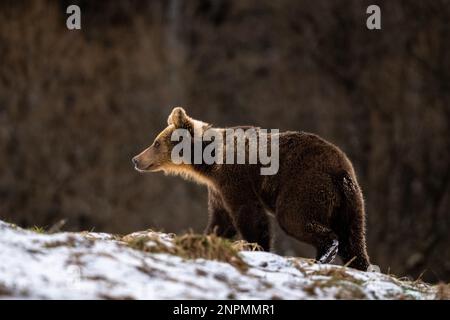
[0,0,449,283]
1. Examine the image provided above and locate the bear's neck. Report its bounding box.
[163,162,217,189]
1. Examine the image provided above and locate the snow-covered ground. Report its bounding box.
[0,220,445,299]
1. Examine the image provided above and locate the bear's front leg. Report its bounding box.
[233,203,271,251]
[205,187,237,239]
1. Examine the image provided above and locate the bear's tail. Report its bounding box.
[332,171,370,271]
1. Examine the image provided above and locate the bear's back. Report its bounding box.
[274,131,353,178]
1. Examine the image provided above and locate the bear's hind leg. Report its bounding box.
[276,175,339,265]
[278,215,339,264]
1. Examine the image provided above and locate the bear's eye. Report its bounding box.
[154,141,160,148]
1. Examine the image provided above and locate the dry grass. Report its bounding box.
[308,264,449,299]
[434,283,450,300]
[309,264,363,283]
[230,240,262,252]
[30,226,46,234]
[123,232,262,271]
[43,235,84,249]
[305,265,367,299]
[0,283,13,297]
[303,276,366,299]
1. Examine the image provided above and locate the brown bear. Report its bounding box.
[132,107,370,271]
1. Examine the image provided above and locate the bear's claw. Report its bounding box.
[317,239,339,264]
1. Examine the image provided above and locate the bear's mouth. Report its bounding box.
[135,163,155,172]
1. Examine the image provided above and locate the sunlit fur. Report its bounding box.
[161,163,215,188]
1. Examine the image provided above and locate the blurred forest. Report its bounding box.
[0,0,449,282]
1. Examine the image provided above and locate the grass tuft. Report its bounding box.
[30,226,46,234]
[123,232,259,271]
[434,283,450,300]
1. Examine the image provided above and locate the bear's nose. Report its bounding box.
[132,157,139,167]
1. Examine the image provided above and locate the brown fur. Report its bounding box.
[133,107,370,270]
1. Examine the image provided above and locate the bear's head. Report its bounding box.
[132,107,209,173]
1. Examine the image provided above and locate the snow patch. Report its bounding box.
[0,221,440,299]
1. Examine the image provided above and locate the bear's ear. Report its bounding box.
[167,107,189,128]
